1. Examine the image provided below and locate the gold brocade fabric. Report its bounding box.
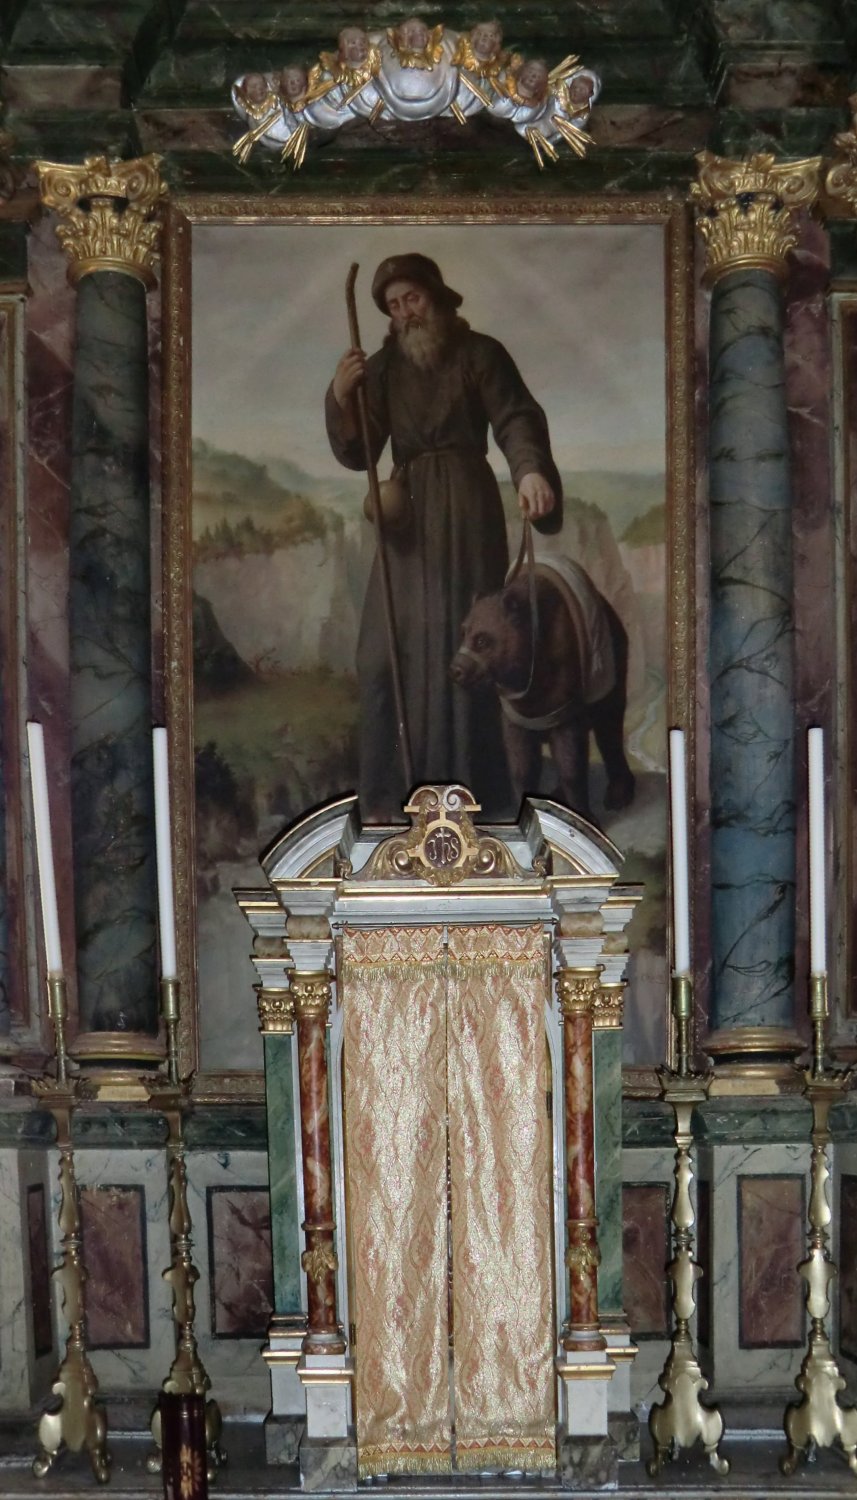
[447,925,556,1472]
[341,924,555,1477]
[341,927,452,1477]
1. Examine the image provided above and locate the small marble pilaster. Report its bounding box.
[262,1030,302,1317]
[292,972,343,1355]
[558,968,604,1353]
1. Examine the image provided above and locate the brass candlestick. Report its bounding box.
[781,974,857,1476]
[32,978,111,1483]
[647,975,729,1478]
[147,980,225,1479]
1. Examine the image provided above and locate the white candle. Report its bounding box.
[153,728,178,980]
[808,726,826,976]
[669,728,691,976]
[26,721,63,977]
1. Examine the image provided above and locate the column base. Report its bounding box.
[557,1350,615,1438]
[558,1432,618,1490]
[607,1410,639,1461]
[705,1026,804,1094]
[299,1353,353,1439]
[299,1432,358,1492]
[264,1413,303,1466]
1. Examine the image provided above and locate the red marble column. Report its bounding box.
[292,972,344,1355]
[558,967,605,1352]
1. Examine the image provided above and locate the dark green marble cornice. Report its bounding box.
[0,1,855,195]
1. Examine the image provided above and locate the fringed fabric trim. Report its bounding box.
[357,1446,453,1478]
[455,1440,557,1473]
[446,958,544,980]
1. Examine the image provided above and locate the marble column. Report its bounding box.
[558,967,604,1353]
[35,157,165,1070]
[691,152,822,1072]
[292,972,343,1356]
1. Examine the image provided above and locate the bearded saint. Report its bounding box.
[325,253,563,822]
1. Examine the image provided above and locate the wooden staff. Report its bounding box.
[345,263,413,789]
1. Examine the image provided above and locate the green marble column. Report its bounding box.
[692,152,821,1076]
[264,1031,303,1314]
[37,156,166,1060]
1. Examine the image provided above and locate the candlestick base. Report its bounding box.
[781,1068,857,1476]
[647,1068,729,1478]
[70,1030,165,1100]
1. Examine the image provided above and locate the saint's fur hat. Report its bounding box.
[371,253,463,313]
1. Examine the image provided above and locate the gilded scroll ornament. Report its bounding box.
[557,967,602,1017]
[364,784,526,888]
[301,1242,339,1282]
[825,95,857,216]
[691,150,822,284]
[35,155,167,288]
[256,986,296,1034]
[231,19,599,170]
[290,973,332,1019]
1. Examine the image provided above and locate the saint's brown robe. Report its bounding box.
[325,323,562,820]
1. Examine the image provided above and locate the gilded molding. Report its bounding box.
[557,966,602,1018]
[290,972,332,1020]
[691,150,822,285]
[0,130,18,202]
[256,986,295,1035]
[35,154,167,288]
[826,95,857,217]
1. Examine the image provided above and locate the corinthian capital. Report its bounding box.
[290,972,332,1021]
[35,154,167,288]
[825,96,857,217]
[691,150,822,285]
[557,966,602,1019]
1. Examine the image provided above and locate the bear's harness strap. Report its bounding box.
[502,518,540,703]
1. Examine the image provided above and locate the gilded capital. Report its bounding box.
[593,981,625,1030]
[35,154,166,288]
[691,150,822,285]
[557,966,602,1019]
[256,986,296,1035]
[290,972,332,1021]
[825,95,857,217]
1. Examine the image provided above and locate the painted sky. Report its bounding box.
[192,221,666,478]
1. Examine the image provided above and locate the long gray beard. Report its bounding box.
[396,313,451,371]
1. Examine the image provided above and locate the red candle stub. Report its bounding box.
[159,1393,208,1500]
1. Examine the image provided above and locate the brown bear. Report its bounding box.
[450,561,635,825]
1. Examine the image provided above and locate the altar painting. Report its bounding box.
[185,213,686,1079]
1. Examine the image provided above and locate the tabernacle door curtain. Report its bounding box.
[341,923,555,1479]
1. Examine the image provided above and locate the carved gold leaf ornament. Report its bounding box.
[256,987,295,1034]
[301,1242,339,1281]
[35,154,167,288]
[691,150,822,284]
[364,784,526,887]
[825,94,857,216]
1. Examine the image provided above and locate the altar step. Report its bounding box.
[0,1407,853,1497]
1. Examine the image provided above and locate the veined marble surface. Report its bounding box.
[0,1147,55,1411]
[621,1144,673,1406]
[708,268,796,1033]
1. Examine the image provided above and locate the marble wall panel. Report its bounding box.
[26,1181,52,1357]
[835,296,857,1026]
[705,1141,809,1391]
[621,1145,673,1406]
[207,1185,273,1340]
[737,1174,804,1349]
[48,1145,173,1392]
[622,1183,670,1341]
[0,1147,55,1412]
[79,1183,149,1349]
[25,218,76,1025]
[185,1149,271,1414]
[696,1175,711,1351]
[0,298,27,1036]
[786,221,835,1006]
[837,1168,857,1365]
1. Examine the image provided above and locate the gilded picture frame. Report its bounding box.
[161,195,695,1101]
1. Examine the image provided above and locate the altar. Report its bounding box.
[238,785,640,1489]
